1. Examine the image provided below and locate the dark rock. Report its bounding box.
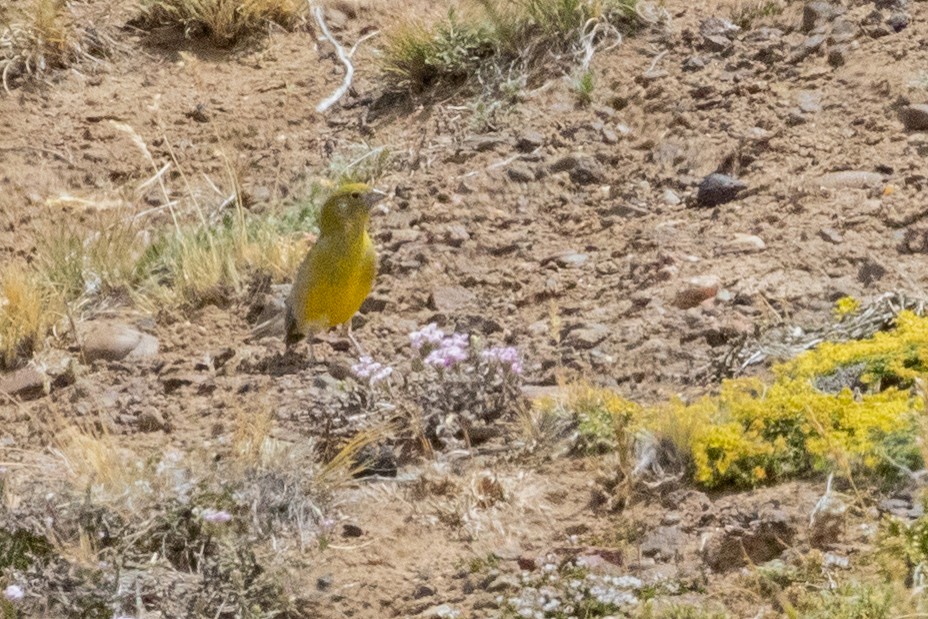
[828,45,849,67]
[803,1,845,32]
[138,408,169,433]
[695,173,747,207]
[790,34,826,63]
[702,34,733,53]
[413,584,436,599]
[683,56,706,71]
[507,163,536,183]
[352,444,398,478]
[887,12,909,32]
[703,507,796,570]
[900,104,928,132]
[342,524,364,538]
[316,575,333,591]
[0,366,48,400]
[810,493,847,548]
[549,154,605,185]
[516,131,545,152]
[857,258,887,285]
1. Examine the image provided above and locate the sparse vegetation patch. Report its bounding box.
[135,0,306,46]
[381,0,652,93]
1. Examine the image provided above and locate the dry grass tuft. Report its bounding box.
[381,0,651,94]
[0,0,109,91]
[137,0,306,46]
[0,263,57,369]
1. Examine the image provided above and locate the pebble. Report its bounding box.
[797,90,822,113]
[803,1,845,32]
[813,170,886,189]
[818,227,844,244]
[412,584,436,599]
[485,574,520,592]
[673,275,721,309]
[640,526,685,561]
[549,252,589,269]
[549,154,605,185]
[726,233,766,253]
[565,323,610,349]
[662,189,682,205]
[0,366,48,400]
[900,104,928,131]
[429,286,477,312]
[516,130,544,152]
[506,163,536,183]
[790,34,826,63]
[82,322,159,363]
[417,603,461,619]
[695,173,747,207]
[138,408,170,433]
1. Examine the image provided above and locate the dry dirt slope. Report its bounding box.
[2,0,928,616]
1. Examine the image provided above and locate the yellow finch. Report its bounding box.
[284,182,385,353]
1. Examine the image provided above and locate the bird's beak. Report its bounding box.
[364,189,388,210]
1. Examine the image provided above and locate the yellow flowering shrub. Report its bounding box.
[833,295,861,319]
[674,312,928,488]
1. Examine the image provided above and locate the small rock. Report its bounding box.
[682,56,706,72]
[485,574,520,593]
[790,33,826,63]
[827,45,849,67]
[138,408,169,433]
[342,524,364,538]
[858,258,886,285]
[695,173,747,207]
[429,286,477,312]
[818,227,844,244]
[185,103,209,123]
[810,492,847,548]
[549,155,605,185]
[726,234,766,253]
[546,251,589,269]
[813,170,886,189]
[887,12,909,32]
[516,131,544,152]
[0,366,48,400]
[900,104,928,132]
[699,17,739,38]
[673,275,721,309]
[82,322,159,363]
[444,225,470,247]
[507,163,536,183]
[702,34,733,53]
[412,584,436,599]
[797,90,822,113]
[803,1,845,32]
[662,189,681,205]
[316,575,333,591]
[703,507,795,570]
[640,526,685,561]
[417,603,461,619]
[565,323,610,349]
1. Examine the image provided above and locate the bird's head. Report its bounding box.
[319,182,387,236]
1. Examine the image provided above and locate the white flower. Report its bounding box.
[3,585,24,602]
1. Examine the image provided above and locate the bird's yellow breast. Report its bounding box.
[289,231,376,333]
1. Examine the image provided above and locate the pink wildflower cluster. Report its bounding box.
[351,355,394,385]
[201,508,232,524]
[409,323,445,351]
[481,346,523,375]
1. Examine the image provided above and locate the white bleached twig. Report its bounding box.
[310,2,379,113]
